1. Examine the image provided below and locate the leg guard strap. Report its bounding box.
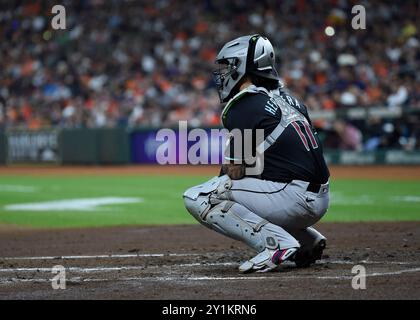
[206,201,279,252]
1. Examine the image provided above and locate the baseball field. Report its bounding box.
[0,165,419,299]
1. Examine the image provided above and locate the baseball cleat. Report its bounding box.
[293,238,326,268]
[239,247,298,273]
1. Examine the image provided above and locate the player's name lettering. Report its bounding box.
[265,99,278,116]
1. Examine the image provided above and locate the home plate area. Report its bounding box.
[0,223,419,299]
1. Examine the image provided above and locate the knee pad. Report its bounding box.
[183,175,232,223]
[183,195,211,224]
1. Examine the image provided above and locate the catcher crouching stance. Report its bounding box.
[183,35,330,273]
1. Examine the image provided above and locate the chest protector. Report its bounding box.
[222,85,312,154]
[257,89,312,154]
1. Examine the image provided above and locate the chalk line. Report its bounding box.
[0,262,236,273]
[1,267,419,285]
[2,253,417,269]
[1,253,200,261]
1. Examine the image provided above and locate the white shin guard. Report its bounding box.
[183,176,300,253]
[205,201,280,252]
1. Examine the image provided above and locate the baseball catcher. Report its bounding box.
[183,35,330,273]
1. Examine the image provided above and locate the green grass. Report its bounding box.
[0,175,419,228]
[327,179,420,222]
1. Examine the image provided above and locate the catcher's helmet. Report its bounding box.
[213,34,280,103]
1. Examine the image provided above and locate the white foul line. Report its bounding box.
[185,267,420,281]
[313,267,420,280]
[0,262,237,273]
[323,259,416,266]
[0,267,419,285]
[0,261,417,274]
[1,253,418,267]
[1,253,200,261]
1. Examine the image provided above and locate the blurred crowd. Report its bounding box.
[0,0,419,150]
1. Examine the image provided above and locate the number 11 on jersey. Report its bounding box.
[291,121,319,151]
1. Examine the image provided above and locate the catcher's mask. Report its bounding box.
[213,34,281,103]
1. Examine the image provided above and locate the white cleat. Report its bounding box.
[239,247,298,273]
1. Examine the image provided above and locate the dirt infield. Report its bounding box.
[0,222,419,299]
[1,165,420,179]
[0,165,419,299]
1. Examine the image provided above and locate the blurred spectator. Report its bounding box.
[0,0,419,150]
[332,120,363,151]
